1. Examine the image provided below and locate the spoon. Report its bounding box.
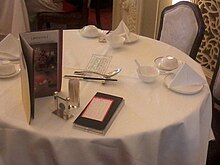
[98,30,111,43]
[74,68,122,78]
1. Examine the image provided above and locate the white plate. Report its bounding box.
[124,32,139,44]
[154,56,183,74]
[79,28,103,38]
[164,74,204,95]
[0,64,21,79]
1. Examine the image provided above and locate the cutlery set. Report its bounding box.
[64,68,121,82]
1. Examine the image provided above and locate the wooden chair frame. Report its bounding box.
[37,0,89,30]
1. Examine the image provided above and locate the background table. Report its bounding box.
[0,0,30,37]
[0,30,212,165]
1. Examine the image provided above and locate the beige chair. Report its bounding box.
[157,1,205,60]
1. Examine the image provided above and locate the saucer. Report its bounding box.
[106,34,125,49]
[154,56,183,73]
[79,28,103,38]
[0,64,21,79]
[124,32,139,44]
[164,74,204,95]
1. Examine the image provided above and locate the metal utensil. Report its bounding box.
[74,68,121,78]
[64,75,118,81]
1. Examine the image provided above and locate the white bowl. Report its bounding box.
[159,56,178,70]
[137,66,159,83]
[0,60,16,76]
[81,25,100,37]
[106,34,125,49]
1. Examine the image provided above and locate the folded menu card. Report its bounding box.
[168,63,206,88]
[73,92,125,135]
[19,30,63,123]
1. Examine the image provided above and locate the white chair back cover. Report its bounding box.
[157,1,205,60]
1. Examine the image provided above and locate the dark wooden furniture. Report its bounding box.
[207,51,220,164]
[90,0,113,29]
[37,0,88,30]
[210,51,220,139]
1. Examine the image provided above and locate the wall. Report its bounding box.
[193,0,220,80]
[112,0,173,39]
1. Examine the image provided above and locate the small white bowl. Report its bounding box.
[106,34,125,49]
[137,66,159,83]
[81,25,100,38]
[159,56,178,70]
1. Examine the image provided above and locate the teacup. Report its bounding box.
[159,56,178,70]
[0,60,16,76]
[137,66,159,83]
[106,34,125,49]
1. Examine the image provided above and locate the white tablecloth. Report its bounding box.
[0,30,212,165]
[0,0,30,37]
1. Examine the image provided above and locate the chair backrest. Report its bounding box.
[157,1,205,60]
[37,0,89,30]
[210,51,220,105]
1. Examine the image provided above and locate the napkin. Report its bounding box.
[112,20,131,42]
[0,33,20,61]
[168,63,206,88]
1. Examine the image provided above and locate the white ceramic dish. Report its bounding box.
[79,26,103,38]
[137,66,159,83]
[0,64,21,79]
[159,56,178,70]
[154,56,183,74]
[164,74,204,94]
[123,32,139,44]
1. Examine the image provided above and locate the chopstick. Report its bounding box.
[63,75,118,81]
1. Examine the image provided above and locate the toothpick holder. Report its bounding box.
[52,91,74,120]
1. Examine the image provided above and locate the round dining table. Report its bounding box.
[0,30,212,165]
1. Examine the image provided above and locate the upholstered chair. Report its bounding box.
[211,61,220,106]
[207,51,220,163]
[210,52,220,118]
[37,0,88,30]
[157,1,205,60]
